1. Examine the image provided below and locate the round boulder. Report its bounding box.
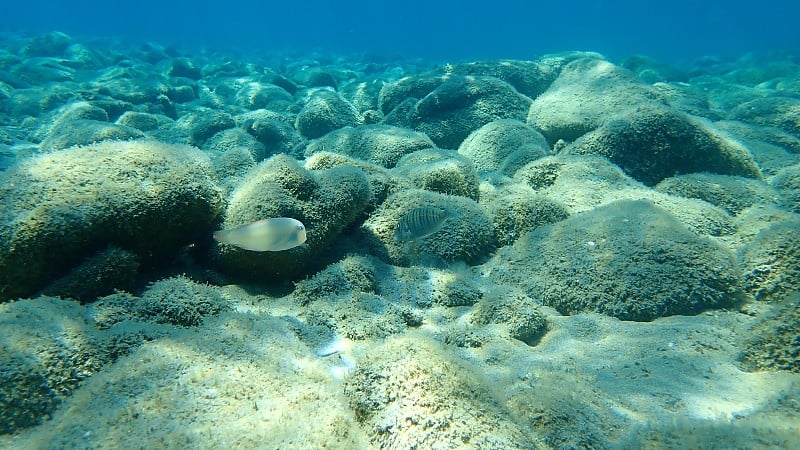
[487,199,744,321]
[0,140,225,300]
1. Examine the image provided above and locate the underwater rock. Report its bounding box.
[393,148,479,199]
[22,31,74,57]
[40,119,145,152]
[482,184,570,246]
[203,127,266,160]
[378,73,445,115]
[458,118,550,175]
[728,96,800,137]
[238,109,306,159]
[527,57,666,143]
[212,154,372,282]
[166,56,202,80]
[400,74,533,149]
[115,111,173,132]
[0,296,110,434]
[472,285,548,345]
[305,123,435,168]
[447,59,559,99]
[513,154,738,237]
[487,199,744,321]
[42,246,140,303]
[339,78,385,114]
[175,109,236,146]
[714,120,800,155]
[739,218,800,302]
[739,291,800,372]
[289,66,338,88]
[0,140,224,301]
[293,254,379,306]
[135,276,228,327]
[566,104,763,186]
[343,335,542,449]
[360,189,496,266]
[295,89,360,139]
[304,151,412,212]
[771,162,800,213]
[93,66,169,105]
[656,173,779,214]
[10,57,75,85]
[234,82,294,111]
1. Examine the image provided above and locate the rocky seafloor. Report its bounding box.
[1,31,799,448]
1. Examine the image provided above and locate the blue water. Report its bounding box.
[3,0,799,63]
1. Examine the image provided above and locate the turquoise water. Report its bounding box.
[1,2,800,448]
[3,0,800,62]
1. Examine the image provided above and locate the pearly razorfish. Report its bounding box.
[394,207,453,241]
[213,218,307,251]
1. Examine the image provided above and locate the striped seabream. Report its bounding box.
[393,207,452,241]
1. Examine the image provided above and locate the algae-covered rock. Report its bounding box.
[771,163,800,213]
[343,335,543,449]
[566,104,762,186]
[234,82,294,111]
[213,154,372,282]
[393,148,479,199]
[406,75,533,149]
[175,109,235,146]
[40,119,145,152]
[513,154,738,237]
[204,127,266,160]
[238,109,305,159]
[472,285,549,345]
[527,58,666,143]
[0,140,224,300]
[295,89,360,139]
[293,254,379,305]
[483,184,570,246]
[447,59,558,99]
[304,151,411,212]
[458,118,550,175]
[656,173,779,214]
[135,276,228,327]
[728,96,800,137]
[42,246,140,303]
[115,111,173,132]
[304,124,434,168]
[0,296,109,434]
[487,199,744,321]
[740,218,800,302]
[360,189,496,266]
[740,292,800,372]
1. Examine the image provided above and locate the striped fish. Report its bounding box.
[393,207,452,241]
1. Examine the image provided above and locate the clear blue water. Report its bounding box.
[3,0,799,63]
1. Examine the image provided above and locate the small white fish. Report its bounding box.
[213,218,307,251]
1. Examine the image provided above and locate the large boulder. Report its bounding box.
[402,75,533,149]
[304,124,434,168]
[486,199,744,321]
[212,154,372,282]
[0,140,224,300]
[458,118,550,175]
[566,105,762,185]
[526,58,666,143]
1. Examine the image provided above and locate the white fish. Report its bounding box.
[213,218,307,251]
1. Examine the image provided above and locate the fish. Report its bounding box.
[213,217,307,251]
[393,207,453,241]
